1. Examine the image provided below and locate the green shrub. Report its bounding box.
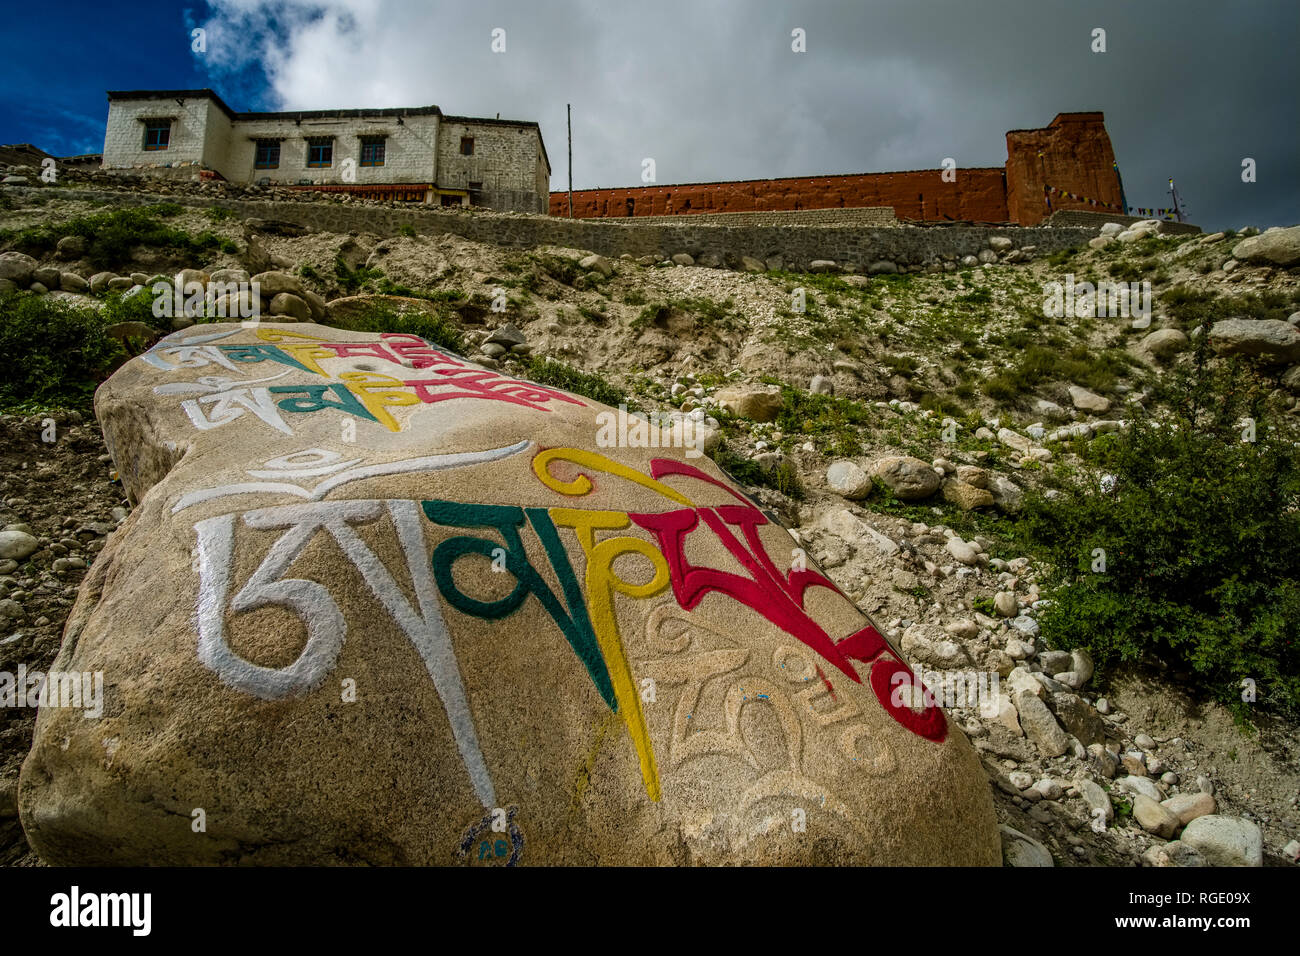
[0,291,125,410]
[396,224,417,238]
[631,297,736,331]
[1017,347,1300,719]
[773,385,871,457]
[954,287,992,306]
[983,344,1130,400]
[0,204,235,269]
[881,353,919,377]
[324,301,463,353]
[517,356,627,408]
[711,443,804,499]
[333,256,384,293]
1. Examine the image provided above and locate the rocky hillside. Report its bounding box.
[2,185,1299,867]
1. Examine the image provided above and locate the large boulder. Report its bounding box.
[18,322,999,866]
[250,270,308,299]
[870,456,940,501]
[1231,225,1300,267]
[1180,815,1263,866]
[825,460,871,499]
[1138,328,1189,361]
[0,251,38,285]
[1208,318,1300,364]
[715,384,783,422]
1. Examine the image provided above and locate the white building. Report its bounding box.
[102,89,551,213]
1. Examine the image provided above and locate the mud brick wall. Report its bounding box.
[551,168,1009,223]
[1005,113,1124,226]
[549,112,1127,228]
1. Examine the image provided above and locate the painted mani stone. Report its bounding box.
[19,322,1000,865]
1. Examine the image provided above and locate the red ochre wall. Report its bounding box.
[1004,112,1123,226]
[549,112,1122,226]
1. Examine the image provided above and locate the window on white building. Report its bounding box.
[255,140,280,169]
[360,136,385,167]
[143,120,171,151]
[306,138,333,168]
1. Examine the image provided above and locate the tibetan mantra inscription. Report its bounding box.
[19,322,1000,866]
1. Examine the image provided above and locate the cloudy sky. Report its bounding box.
[2,0,1296,230]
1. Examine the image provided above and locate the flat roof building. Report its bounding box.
[102,89,550,213]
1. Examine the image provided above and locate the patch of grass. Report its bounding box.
[1045,247,1078,268]
[881,353,920,377]
[630,296,738,332]
[0,204,236,270]
[323,301,464,353]
[711,443,804,499]
[768,270,858,296]
[396,224,417,238]
[334,256,384,293]
[517,356,627,408]
[954,287,993,306]
[773,385,873,457]
[983,344,1131,401]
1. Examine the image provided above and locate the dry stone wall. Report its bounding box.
[13,187,1102,272]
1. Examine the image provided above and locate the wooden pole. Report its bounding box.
[567,103,573,218]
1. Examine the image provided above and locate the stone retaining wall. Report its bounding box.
[8,186,1104,271]
[1044,208,1202,235]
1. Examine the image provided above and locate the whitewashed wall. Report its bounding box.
[102,95,548,210]
[103,97,215,169]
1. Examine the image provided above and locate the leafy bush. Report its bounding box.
[773,385,872,458]
[1161,285,1300,329]
[631,297,736,331]
[0,291,125,410]
[983,344,1132,401]
[1017,346,1300,718]
[333,256,384,293]
[881,353,919,377]
[0,204,235,269]
[517,356,627,408]
[324,301,463,354]
[711,443,804,499]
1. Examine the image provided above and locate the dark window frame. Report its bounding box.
[143,120,171,151]
[359,136,385,167]
[459,136,474,156]
[254,139,280,169]
[306,138,333,168]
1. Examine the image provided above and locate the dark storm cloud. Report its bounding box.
[202,0,1298,229]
